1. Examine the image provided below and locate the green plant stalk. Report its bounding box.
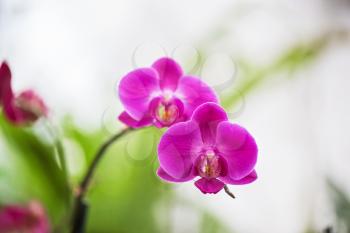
[70,127,133,233]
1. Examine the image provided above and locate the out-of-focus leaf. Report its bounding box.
[85,127,167,233]
[327,180,350,232]
[62,121,169,233]
[200,212,231,233]
[63,117,105,163]
[63,120,235,233]
[221,32,337,109]
[0,113,71,227]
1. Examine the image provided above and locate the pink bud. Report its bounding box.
[0,201,50,233]
[0,62,48,125]
[15,90,49,122]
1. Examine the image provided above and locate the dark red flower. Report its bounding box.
[0,62,48,125]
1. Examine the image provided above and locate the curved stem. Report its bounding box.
[79,127,132,194]
[71,127,133,233]
[223,185,235,199]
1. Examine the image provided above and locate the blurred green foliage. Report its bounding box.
[0,114,71,228]
[0,115,230,233]
[200,212,231,233]
[221,34,331,109]
[328,180,350,233]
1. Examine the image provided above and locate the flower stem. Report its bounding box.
[71,127,133,233]
[224,185,235,199]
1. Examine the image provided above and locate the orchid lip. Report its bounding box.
[154,101,180,126]
[196,149,222,179]
[150,94,184,127]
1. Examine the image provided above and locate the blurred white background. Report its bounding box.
[1,0,350,232]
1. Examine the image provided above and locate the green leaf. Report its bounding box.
[84,127,166,233]
[0,113,71,227]
[200,212,231,233]
[61,120,169,233]
[221,34,330,110]
[327,180,350,232]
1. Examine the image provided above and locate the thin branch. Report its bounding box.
[224,185,235,199]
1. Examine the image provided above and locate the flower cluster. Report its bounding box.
[0,62,48,125]
[0,58,258,195]
[118,57,258,195]
[0,56,258,233]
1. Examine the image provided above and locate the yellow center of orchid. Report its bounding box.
[155,103,179,126]
[197,150,221,179]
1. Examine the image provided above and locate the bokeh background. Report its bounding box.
[1,0,350,232]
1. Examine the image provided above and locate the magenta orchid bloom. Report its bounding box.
[157,102,258,194]
[0,201,50,233]
[118,57,218,128]
[0,62,48,125]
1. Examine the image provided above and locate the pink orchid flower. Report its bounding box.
[0,62,48,125]
[157,102,258,194]
[0,201,50,233]
[118,57,218,128]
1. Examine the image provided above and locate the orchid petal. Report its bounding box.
[0,62,13,105]
[176,76,218,119]
[118,111,153,128]
[157,167,195,183]
[220,170,257,185]
[119,68,160,120]
[152,57,183,91]
[216,122,258,180]
[194,178,225,194]
[158,121,202,180]
[191,102,228,145]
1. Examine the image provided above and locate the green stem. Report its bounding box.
[223,185,235,199]
[71,127,133,233]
